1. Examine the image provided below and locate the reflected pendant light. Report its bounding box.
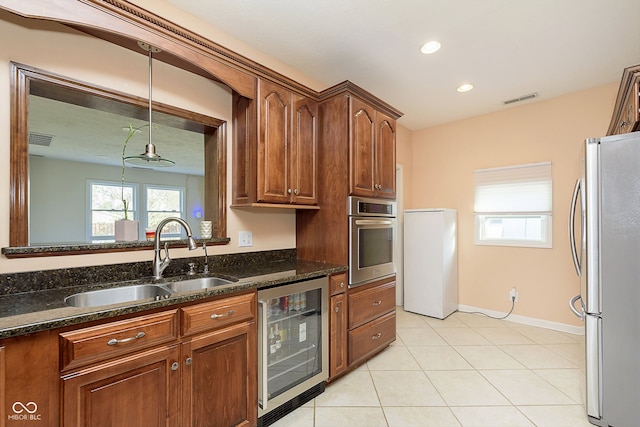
[124,41,175,167]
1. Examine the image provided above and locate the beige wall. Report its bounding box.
[409,84,618,326]
[395,124,413,208]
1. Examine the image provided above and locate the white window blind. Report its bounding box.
[474,162,552,214]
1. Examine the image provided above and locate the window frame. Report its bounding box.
[86,180,139,242]
[473,162,552,249]
[143,184,186,239]
[474,213,552,248]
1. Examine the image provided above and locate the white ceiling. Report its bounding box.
[29,96,205,175]
[168,0,640,130]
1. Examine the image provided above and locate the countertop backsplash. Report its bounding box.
[0,248,297,296]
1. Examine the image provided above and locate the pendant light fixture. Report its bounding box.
[124,41,175,167]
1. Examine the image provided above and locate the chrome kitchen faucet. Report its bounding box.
[152,217,198,279]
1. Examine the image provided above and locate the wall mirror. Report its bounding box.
[8,62,228,255]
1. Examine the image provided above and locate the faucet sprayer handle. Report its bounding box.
[202,242,209,274]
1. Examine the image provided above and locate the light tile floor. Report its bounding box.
[271,308,593,427]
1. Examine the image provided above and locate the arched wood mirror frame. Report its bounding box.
[0,0,264,257]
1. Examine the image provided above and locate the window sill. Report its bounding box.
[2,237,230,259]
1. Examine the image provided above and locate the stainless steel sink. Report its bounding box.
[165,277,235,293]
[64,284,173,308]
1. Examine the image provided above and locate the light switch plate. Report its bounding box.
[238,230,253,247]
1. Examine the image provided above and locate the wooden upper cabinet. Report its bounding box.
[258,80,291,203]
[350,97,396,199]
[375,112,397,199]
[350,98,376,198]
[234,78,318,207]
[608,64,640,136]
[291,94,318,204]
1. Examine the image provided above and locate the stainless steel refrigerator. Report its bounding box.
[568,131,640,427]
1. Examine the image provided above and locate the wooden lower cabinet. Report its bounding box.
[61,345,181,427]
[328,273,348,380]
[2,332,59,426]
[329,292,347,379]
[181,321,257,427]
[348,311,395,365]
[55,291,257,427]
[347,276,396,367]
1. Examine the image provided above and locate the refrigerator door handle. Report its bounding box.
[258,300,268,411]
[569,294,585,319]
[568,178,582,277]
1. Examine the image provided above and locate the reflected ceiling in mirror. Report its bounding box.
[28,93,205,177]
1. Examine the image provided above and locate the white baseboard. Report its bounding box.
[457,304,584,335]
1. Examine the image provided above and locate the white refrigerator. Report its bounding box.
[403,209,458,319]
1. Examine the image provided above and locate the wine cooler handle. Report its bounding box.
[258,299,268,411]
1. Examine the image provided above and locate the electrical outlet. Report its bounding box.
[509,287,519,303]
[238,230,253,247]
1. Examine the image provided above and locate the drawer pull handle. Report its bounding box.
[107,331,145,346]
[371,332,382,340]
[340,282,345,288]
[372,300,382,306]
[211,309,235,319]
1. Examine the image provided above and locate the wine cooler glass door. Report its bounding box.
[258,277,328,416]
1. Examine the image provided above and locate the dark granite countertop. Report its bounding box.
[0,249,346,339]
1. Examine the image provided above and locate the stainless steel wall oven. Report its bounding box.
[348,196,397,286]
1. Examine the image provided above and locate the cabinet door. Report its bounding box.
[181,321,257,427]
[291,94,318,205]
[3,332,59,426]
[329,293,348,379]
[258,79,291,203]
[375,112,396,199]
[350,97,376,198]
[61,345,180,427]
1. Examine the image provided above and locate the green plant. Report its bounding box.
[120,123,147,220]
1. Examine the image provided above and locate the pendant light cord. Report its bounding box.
[148,46,153,147]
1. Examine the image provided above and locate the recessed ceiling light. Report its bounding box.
[420,41,441,55]
[456,83,474,93]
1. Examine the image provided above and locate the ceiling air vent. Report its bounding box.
[503,92,539,105]
[28,132,54,147]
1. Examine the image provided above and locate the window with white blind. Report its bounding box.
[474,162,552,248]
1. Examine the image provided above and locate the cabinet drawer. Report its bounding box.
[348,311,396,365]
[348,279,395,329]
[329,272,347,296]
[60,309,179,371]
[181,292,256,337]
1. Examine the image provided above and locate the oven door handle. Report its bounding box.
[354,219,394,226]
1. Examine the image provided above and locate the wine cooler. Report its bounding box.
[257,277,328,426]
